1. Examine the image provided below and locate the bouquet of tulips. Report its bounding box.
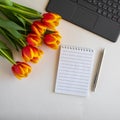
[0,0,62,79]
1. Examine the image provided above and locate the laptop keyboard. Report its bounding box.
[70,0,120,24]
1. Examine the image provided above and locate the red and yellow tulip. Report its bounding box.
[26,33,42,47]
[31,21,47,36]
[42,12,61,30]
[43,31,61,49]
[22,45,44,63]
[11,61,32,80]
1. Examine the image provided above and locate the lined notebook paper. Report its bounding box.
[55,45,95,97]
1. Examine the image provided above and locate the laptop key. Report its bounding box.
[107,0,113,6]
[113,3,118,8]
[103,10,108,16]
[118,12,120,16]
[87,0,93,3]
[93,0,98,5]
[118,18,120,23]
[103,4,108,9]
[70,0,77,2]
[102,0,108,3]
[113,9,118,14]
[98,2,104,7]
[107,13,113,18]
[77,0,97,12]
[97,9,103,14]
[108,7,113,12]
[114,0,118,2]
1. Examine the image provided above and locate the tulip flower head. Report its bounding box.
[31,21,47,36]
[42,12,61,30]
[12,61,32,80]
[44,31,61,49]
[22,45,44,63]
[26,33,42,47]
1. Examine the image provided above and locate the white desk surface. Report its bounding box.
[0,0,120,120]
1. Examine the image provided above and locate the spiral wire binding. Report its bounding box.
[61,44,94,52]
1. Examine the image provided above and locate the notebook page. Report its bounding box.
[55,45,95,97]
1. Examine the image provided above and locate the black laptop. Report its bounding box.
[46,0,120,42]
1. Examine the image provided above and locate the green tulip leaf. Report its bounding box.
[0,0,13,6]
[13,2,41,14]
[0,18,25,40]
[0,4,41,19]
[0,40,13,60]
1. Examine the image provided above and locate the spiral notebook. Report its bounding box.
[55,45,95,97]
